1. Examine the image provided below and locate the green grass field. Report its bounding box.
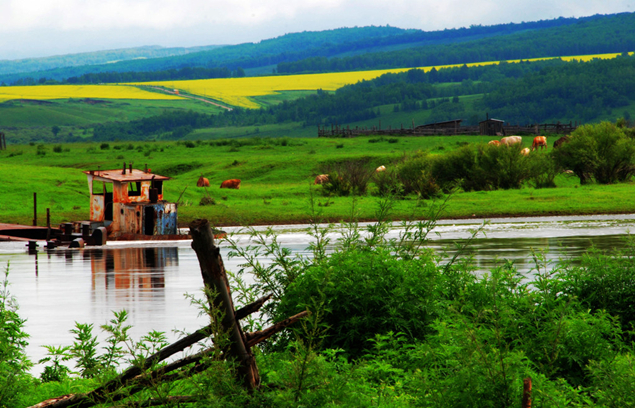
[2,135,635,228]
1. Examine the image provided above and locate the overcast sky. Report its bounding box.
[1,0,634,60]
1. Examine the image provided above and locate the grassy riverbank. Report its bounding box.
[1,135,635,227]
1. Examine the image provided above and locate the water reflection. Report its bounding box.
[1,221,634,376]
[431,234,630,274]
[89,247,178,301]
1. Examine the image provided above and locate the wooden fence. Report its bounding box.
[318,122,577,138]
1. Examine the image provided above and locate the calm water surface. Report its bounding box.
[2,214,635,375]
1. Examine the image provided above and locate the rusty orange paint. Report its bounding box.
[84,168,174,237]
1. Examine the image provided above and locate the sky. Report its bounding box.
[1,0,634,60]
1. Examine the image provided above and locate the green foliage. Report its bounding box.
[561,238,635,340]
[396,151,441,198]
[0,263,32,407]
[528,150,560,188]
[552,121,635,184]
[430,143,533,191]
[318,158,376,196]
[276,246,441,357]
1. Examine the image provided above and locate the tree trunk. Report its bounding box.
[189,218,260,389]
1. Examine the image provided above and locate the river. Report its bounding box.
[1,214,634,376]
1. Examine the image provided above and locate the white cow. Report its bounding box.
[500,136,522,146]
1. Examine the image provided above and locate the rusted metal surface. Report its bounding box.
[84,168,176,238]
[90,195,105,222]
[83,169,170,183]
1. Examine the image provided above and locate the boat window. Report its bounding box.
[128,181,142,197]
[91,180,111,195]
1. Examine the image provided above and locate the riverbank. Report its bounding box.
[2,137,635,228]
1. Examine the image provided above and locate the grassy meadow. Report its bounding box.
[2,135,635,228]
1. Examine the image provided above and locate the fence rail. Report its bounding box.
[318,122,576,138]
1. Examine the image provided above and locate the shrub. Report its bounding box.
[528,151,560,188]
[274,247,441,358]
[100,143,110,150]
[397,152,440,198]
[560,240,635,340]
[552,121,635,184]
[36,144,47,156]
[0,264,32,406]
[373,167,403,197]
[319,158,374,196]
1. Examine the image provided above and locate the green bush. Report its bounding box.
[319,158,375,196]
[274,247,442,358]
[552,121,635,184]
[396,152,440,198]
[0,264,32,407]
[528,151,560,188]
[561,240,635,340]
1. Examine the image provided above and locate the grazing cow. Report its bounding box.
[196,176,210,187]
[488,140,501,146]
[553,136,571,148]
[532,136,548,151]
[520,147,530,156]
[220,179,241,189]
[500,136,522,146]
[376,165,386,173]
[314,174,329,185]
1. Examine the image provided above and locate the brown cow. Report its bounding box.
[376,165,386,173]
[553,136,571,148]
[532,136,547,151]
[314,174,329,185]
[488,140,501,146]
[197,176,210,187]
[220,179,241,189]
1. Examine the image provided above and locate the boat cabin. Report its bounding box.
[83,165,177,237]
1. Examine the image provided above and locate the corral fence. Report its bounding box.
[0,132,6,150]
[318,121,577,138]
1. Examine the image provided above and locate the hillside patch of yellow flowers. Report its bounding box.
[0,52,631,108]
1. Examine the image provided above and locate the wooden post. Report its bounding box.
[189,219,260,390]
[46,208,51,241]
[33,193,37,226]
[522,377,532,408]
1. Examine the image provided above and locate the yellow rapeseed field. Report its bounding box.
[134,51,633,109]
[1,51,631,107]
[0,84,183,102]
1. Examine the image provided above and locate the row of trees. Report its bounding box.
[277,12,635,74]
[88,55,635,142]
[318,121,635,199]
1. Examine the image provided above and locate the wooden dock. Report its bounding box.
[0,223,57,242]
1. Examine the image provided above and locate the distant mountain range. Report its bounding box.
[1,12,634,85]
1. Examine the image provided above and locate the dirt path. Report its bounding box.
[148,86,233,111]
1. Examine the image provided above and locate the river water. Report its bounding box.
[2,214,635,376]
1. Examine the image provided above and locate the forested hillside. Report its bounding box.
[0,45,223,76]
[88,55,635,142]
[0,13,608,85]
[278,12,635,73]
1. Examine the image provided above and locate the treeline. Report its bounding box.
[0,14,611,85]
[277,12,635,74]
[89,55,635,141]
[11,66,242,86]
